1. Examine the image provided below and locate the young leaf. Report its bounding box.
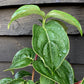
[46,10,83,36]
[14,70,32,79]
[9,79,25,84]
[8,5,45,29]
[4,48,35,71]
[33,59,74,84]
[0,78,13,84]
[27,80,35,84]
[40,75,55,84]
[32,20,69,71]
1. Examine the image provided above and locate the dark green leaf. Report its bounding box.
[38,19,42,23]
[40,75,55,84]
[5,48,35,71]
[0,78,13,84]
[10,79,25,84]
[27,80,35,84]
[46,10,83,36]
[14,70,32,79]
[10,58,32,69]
[32,20,69,71]
[12,48,35,63]
[33,59,74,84]
[74,78,78,83]
[8,5,45,29]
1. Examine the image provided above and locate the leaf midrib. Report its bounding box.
[43,27,53,71]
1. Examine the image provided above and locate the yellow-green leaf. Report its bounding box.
[46,10,83,36]
[8,5,45,29]
[0,78,13,84]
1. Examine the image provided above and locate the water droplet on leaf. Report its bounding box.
[59,54,62,57]
[63,50,66,54]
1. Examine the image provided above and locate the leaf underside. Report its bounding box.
[46,10,83,36]
[8,5,45,29]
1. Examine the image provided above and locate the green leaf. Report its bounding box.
[46,10,83,36]
[0,78,13,84]
[40,75,55,84]
[27,80,35,84]
[5,48,35,71]
[8,5,45,29]
[81,78,84,84]
[53,20,68,32]
[32,20,69,71]
[74,78,78,83]
[10,69,14,75]
[14,70,32,79]
[10,79,25,84]
[33,59,74,84]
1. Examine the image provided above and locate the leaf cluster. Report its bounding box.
[0,5,83,84]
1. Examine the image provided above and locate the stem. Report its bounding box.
[32,54,38,81]
[35,54,38,61]
[42,18,46,29]
[32,68,35,81]
[32,18,46,81]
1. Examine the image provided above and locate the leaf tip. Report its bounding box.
[80,29,83,36]
[8,23,11,30]
[4,69,14,75]
[3,69,9,72]
[10,70,14,75]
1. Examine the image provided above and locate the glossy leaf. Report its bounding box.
[10,79,25,84]
[39,19,68,32]
[53,20,68,32]
[32,20,69,71]
[27,80,35,84]
[33,59,74,84]
[0,78,13,84]
[8,5,45,29]
[5,48,35,71]
[46,10,83,36]
[14,70,32,79]
[40,75,55,84]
